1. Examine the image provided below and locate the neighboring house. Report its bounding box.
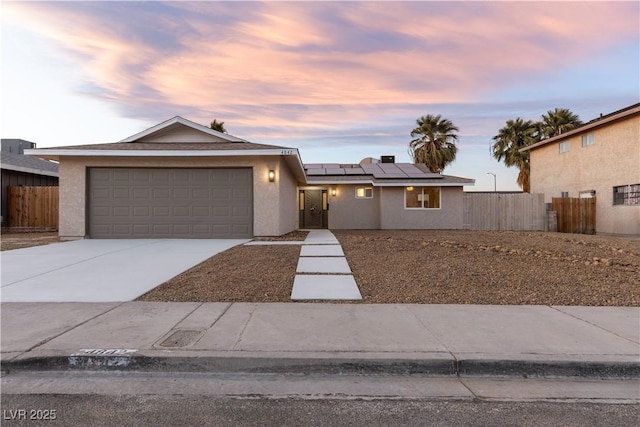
[1,139,59,227]
[521,103,640,235]
[26,116,474,239]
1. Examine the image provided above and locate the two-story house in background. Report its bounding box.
[522,103,639,236]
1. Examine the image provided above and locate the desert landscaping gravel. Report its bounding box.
[140,230,638,306]
[3,230,638,306]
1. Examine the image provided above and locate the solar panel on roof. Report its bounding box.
[344,168,365,175]
[325,169,346,175]
[305,164,323,169]
[306,169,327,175]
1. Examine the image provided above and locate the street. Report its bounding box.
[2,371,638,426]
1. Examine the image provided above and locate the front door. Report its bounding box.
[300,189,328,229]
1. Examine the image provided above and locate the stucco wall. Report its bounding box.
[530,115,640,235]
[328,185,381,229]
[57,155,296,238]
[277,157,299,235]
[379,186,464,229]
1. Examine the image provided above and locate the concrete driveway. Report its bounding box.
[0,239,248,302]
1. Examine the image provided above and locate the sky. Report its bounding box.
[1,1,638,191]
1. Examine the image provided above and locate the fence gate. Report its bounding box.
[551,197,596,234]
[8,186,59,228]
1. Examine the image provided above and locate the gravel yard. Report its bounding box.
[3,230,637,306]
[139,230,639,306]
[1,232,60,251]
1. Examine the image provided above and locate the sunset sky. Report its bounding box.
[2,1,638,191]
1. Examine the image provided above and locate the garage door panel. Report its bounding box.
[89,168,253,238]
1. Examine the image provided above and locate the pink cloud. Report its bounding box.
[4,1,638,132]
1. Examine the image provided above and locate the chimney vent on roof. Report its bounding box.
[381,155,395,163]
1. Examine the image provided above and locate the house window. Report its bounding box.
[405,186,441,209]
[559,141,570,153]
[613,184,640,206]
[561,191,569,198]
[581,133,595,147]
[355,187,373,199]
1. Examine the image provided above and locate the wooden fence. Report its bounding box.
[8,186,59,228]
[463,193,545,231]
[551,197,596,234]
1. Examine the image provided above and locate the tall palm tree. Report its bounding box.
[210,119,227,133]
[409,114,459,173]
[539,108,582,138]
[491,118,539,192]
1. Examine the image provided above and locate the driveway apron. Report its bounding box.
[0,239,248,302]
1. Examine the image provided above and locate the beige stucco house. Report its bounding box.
[28,116,474,239]
[522,103,640,235]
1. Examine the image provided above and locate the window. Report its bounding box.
[581,133,595,147]
[613,184,640,206]
[561,191,569,198]
[405,186,440,209]
[355,187,373,199]
[559,141,570,153]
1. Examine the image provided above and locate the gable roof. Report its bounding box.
[0,150,59,177]
[521,103,640,152]
[120,116,248,143]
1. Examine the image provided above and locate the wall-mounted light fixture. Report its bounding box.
[268,170,275,182]
[406,186,414,191]
[331,188,336,197]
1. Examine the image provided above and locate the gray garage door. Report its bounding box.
[88,168,253,238]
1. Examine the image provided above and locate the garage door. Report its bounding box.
[88,168,253,238]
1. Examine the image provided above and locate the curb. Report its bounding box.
[3,355,639,379]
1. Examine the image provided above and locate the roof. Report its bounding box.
[304,162,474,186]
[521,103,640,152]
[120,116,249,143]
[32,141,291,151]
[0,151,59,177]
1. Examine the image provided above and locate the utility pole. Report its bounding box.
[486,172,496,192]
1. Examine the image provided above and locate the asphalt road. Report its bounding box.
[2,395,639,427]
[2,371,639,426]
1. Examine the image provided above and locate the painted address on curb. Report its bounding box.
[69,349,138,368]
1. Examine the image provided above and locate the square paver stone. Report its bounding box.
[300,245,344,257]
[291,275,362,300]
[296,257,351,274]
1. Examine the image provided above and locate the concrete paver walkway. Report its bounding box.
[291,230,362,300]
[0,239,248,302]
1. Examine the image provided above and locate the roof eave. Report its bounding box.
[521,104,640,152]
[0,163,59,177]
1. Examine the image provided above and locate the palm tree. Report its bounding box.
[210,119,227,133]
[409,114,459,173]
[491,118,539,192]
[539,108,582,138]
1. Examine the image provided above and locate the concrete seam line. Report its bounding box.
[232,304,257,351]
[404,305,458,364]
[549,305,640,345]
[23,301,128,353]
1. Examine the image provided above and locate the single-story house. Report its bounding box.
[1,139,59,227]
[521,103,639,236]
[27,116,474,239]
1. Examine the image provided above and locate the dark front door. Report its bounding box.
[300,189,327,229]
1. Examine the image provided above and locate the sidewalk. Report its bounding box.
[1,302,638,379]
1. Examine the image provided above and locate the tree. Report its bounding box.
[409,114,459,173]
[210,119,227,133]
[539,108,582,139]
[492,108,581,192]
[491,118,539,192]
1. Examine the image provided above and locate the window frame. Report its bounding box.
[355,186,373,199]
[404,186,442,210]
[613,184,640,206]
[559,141,570,154]
[581,133,595,147]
